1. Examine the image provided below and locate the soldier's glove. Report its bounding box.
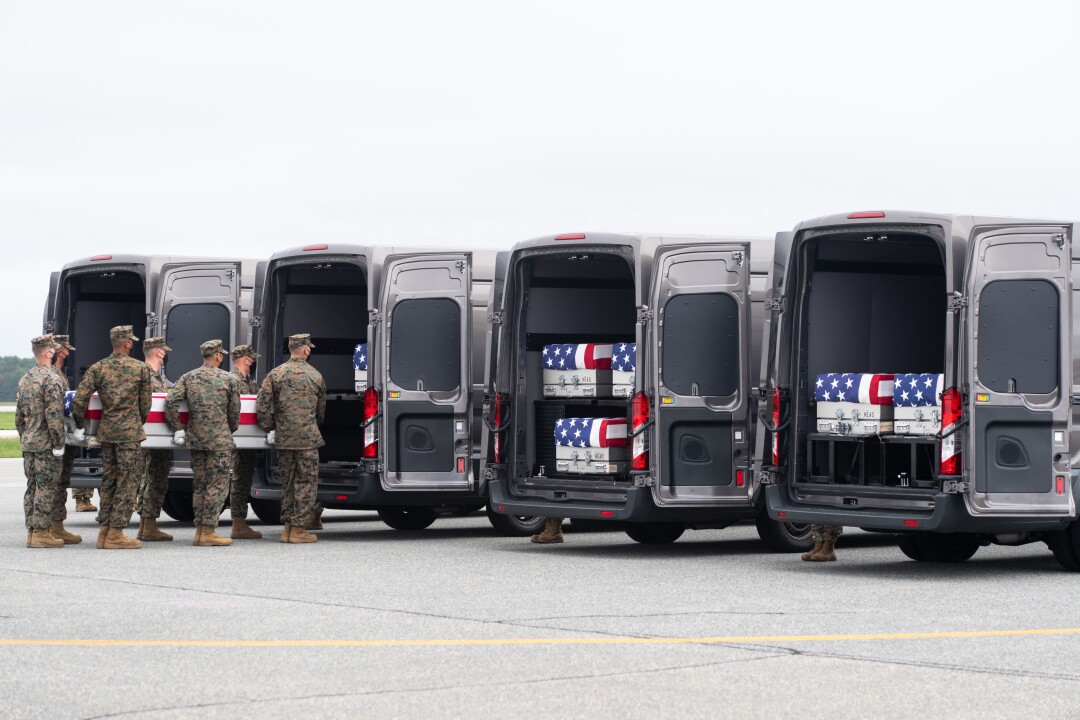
[71,428,85,442]
[266,430,276,445]
[172,430,186,446]
[51,447,65,458]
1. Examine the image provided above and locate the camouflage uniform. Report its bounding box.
[47,351,77,521]
[17,340,66,531]
[166,340,240,528]
[139,362,173,520]
[230,355,258,520]
[811,524,842,544]
[256,335,326,529]
[72,328,152,529]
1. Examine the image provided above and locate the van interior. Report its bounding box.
[795,232,946,490]
[62,269,146,386]
[512,251,636,483]
[268,261,368,481]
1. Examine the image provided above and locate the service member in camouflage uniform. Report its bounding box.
[72,325,153,550]
[136,337,174,542]
[48,335,87,544]
[802,524,842,562]
[166,339,240,547]
[228,344,262,539]
[52,335,97,513]
[17,335,67,548]
[257,333,326,544]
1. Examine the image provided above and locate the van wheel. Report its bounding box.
[754,512,813,553]
[1049,523,1080,571]
[161,491,195,523]
[486,506,545,536]
[625,523,685,545]
[897,534,928,561]
[378,506,438,531]
[249,498,282,526]
[915,533,979,563]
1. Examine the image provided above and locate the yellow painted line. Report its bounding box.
[1,628,1079,648]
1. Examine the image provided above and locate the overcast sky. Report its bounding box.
[1,1,1078,357]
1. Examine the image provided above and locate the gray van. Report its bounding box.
[761,211,1080,568]
[247,243,543,535]
[44,253,257,520]
[483,232,813,549]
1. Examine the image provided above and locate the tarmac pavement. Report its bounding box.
[2,458,1079,719]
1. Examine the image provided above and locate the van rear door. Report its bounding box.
[964,224,1073,516]
[43,272,60,334]
[159,262,244,384]
[651,242,754,506]
[378,253,472,490]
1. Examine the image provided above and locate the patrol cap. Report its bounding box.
[53,334,76,352]
[288,333,316,349]
[110,325,140,342]
[31,334,59,351]
[200,339,226,357]
[231,344,259,360]
[143,336,171,352]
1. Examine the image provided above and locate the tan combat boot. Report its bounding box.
[195,525,232,547]
[280,524,293,543]
[288,526,318,544]
[50,521,82,545]
[808,538,837,562]
[26,530,33,547]
[29,528,64,548]
[96,525,109,549]
[306,507,324,530]
[230,518,263,540]
[801,540,823,561]
[530,518,564,544]
[76,497,96,512]
[138,517,173,542]
[102,528,142,550]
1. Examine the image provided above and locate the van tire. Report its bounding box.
[914,533,979,563]
[897,534,928,561]
[625,523,685,545]
[161,491,195,523]
[754,513,813,552]
[378,506,438,531]
[249,498,282,526]
[486,507,545,536]
[1049,523,1080,571]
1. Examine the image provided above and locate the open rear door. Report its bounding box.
[43,272,60,334]
[379,253,471,490]
[964,224,1073,516]
[159,262,243,384]
[651,242,753,507]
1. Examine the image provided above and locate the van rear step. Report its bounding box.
[806,433,938,489]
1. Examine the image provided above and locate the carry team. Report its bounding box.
[16,327,325,548]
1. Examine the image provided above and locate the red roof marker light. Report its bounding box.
[90,255,113,262]
[847,211,886,219]
[555,233,586,241]
[303,244,329,251]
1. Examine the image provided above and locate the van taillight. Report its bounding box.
[493,392,503,464]
[940,387,962,475]
[631,391,649,471]
[555,233,586,241]
[362,387,379,459]
[771,388,782,466]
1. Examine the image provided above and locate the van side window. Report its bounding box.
[978,279,1059,394]
[165,303,231,381]
[662,293,739,396]
[390,298,461,392]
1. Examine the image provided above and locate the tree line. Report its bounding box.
[0,356,36,401]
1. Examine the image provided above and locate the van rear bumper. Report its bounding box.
[489,477,754,525]
[766,485,1073,534]
[251,472,486,510]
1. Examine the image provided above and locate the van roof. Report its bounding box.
[60,254,232,273]
[794,210,1074,232]
[510,232,772,253]
[268,243,499,264]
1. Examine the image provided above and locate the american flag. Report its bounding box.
[353,343,368,371]
[64,390,75,418]
[814,373,895,405]
[553,417,628,448]
[542,344,613,370]
[893,373,943,407]
[611,342,636,372]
